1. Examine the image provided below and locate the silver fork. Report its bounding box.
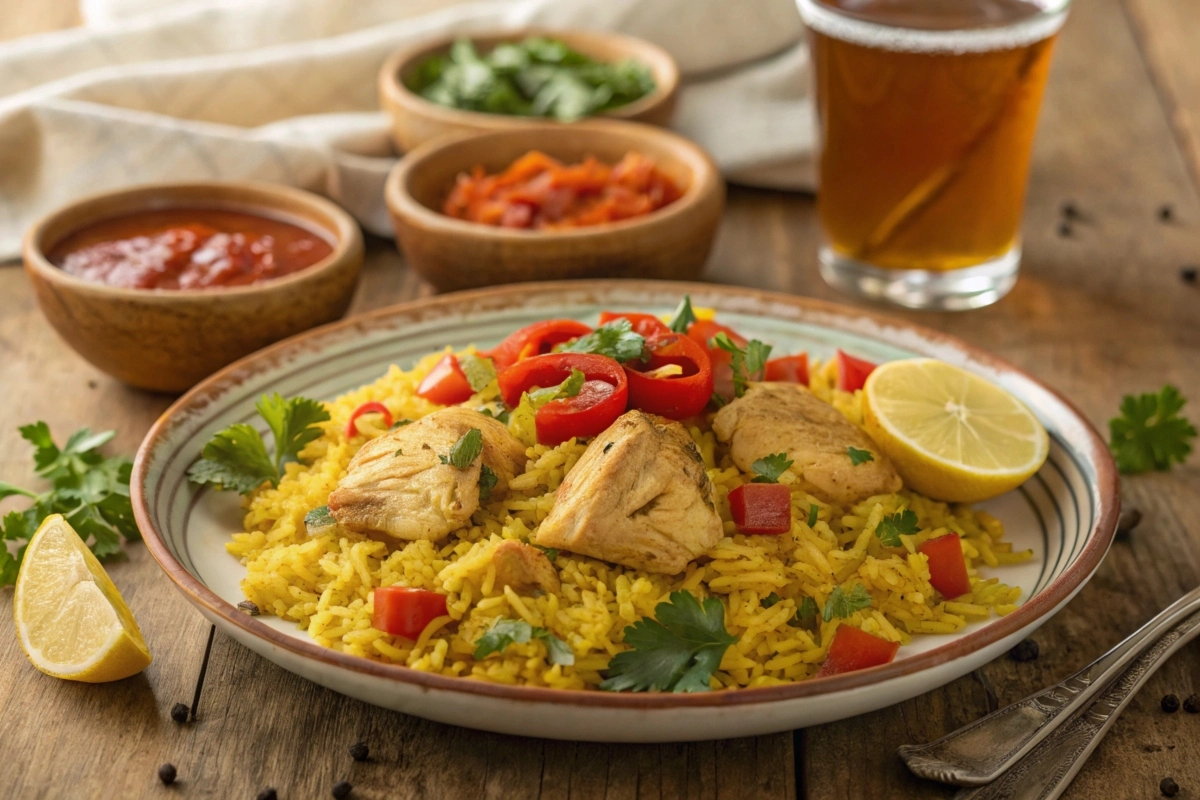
[898,585,1200,786]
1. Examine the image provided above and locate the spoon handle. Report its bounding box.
[898,585,1200,786]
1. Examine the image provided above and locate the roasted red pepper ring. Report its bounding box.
[765,353,809,386]
[686,319,748,400]
[486,319,593,370]
[346,401,393,438]
[372,586,448,640]
[497,353,629,445]
[816,625,900,677]
[598,311,672,339]
[624,333,714,420]
[416,353,475,406]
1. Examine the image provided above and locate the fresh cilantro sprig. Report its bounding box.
[474,618,574,666]
[0,423,137,586]
[823,583,873,622]
[1109,385,1196,474]
[440,428,484,469]
[459,354,498,392]
[600,590,737,693]
[789,596,819,628]
[668,295,698,333]
[560,319,646,362]
[187,394,329,496]
[847,447,874,466]
[751,452,793,483]
[711,333,772,398]
[874,510,919,547]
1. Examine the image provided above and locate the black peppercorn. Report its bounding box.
[1182,266,1198,285]
[1009,639,1039,662]
[1162,694,1181,713]
[158,763,177,785]
[169,703,190,724]
[349,741,369,762]
[1060,200,1080,220]
[1158,204,1174,222]
[332,780,353,799]
[1184,694,1199,713]
[1057,222,1072,238]
[256,788,278,800]
[1160,777,1179,797]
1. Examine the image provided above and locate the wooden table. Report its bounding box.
[2,1,1198,797]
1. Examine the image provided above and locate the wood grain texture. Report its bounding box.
[2,0,1199,798]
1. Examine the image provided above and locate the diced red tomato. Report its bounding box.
[728,483,792,534]
[835,350,877,393]
[686,320,748,400]
[486,320,593,370]
[372,586,448,640]
[345,401,393,438]
[765,353,809,385]
[497,353,629,445]
[918,533,972,599]
[816,625,900,677]
[624,333,714,420]
[598,311,672,339]
[416,354,474,406]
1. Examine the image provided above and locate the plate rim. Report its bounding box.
[131,279,1119,709]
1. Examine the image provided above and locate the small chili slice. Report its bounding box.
[816,626,900,677]
[918,533,972,599]
[765,353,809,385]
[346,401,393,438]
[598,311,672,339]
[835,350,877,393]
[624,333,714,420]
[416,354,475,406]
[371,586,447,640]
[687,320,748,400]
[728,483,792,534]
[487,320,593,370]
[497,353,628,445]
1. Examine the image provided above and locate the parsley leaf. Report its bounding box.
[459,354,498,392]
[560,318,646,362]
[668,295,697,333]
[711,333,772,397]
[709,392,727,409]
[528,368,585,409]
[823,583,873,622]
[257,394,329,472]
[474,618,574,666]
[440,428,484,469]
[600,590,737,693]
[761,592,781,608]
[874,510,919,547]
[807,504,819,527]
[479,405,510,424]
[534,544,559,561]
[1109,385,1196,474]
[847,446,874,466]
[751,452,793,483]
[304,505,336,534]
[392,419,413,428]
[479,464,498,501]
[789,596,819,628]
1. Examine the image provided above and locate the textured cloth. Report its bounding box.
[0,0,814,260]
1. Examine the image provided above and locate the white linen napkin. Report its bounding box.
[0,0,813,261]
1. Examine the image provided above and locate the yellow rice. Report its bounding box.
[227,351,1030,690]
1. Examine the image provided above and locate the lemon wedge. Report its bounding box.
[862,359,1049,503]
[13,514,151,682]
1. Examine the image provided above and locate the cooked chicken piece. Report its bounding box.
[328,408,527,541]
[712,382,901,506]
[534,411,723,574]
[491,540,561,594]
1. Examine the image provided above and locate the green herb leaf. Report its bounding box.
[1109,385,1196,474]
[440,428,484,470]
[304,505,336,534]
[761,592,781,609]
[459,354,498,393]
[875,510,919,547]
[473,618,574,666]
[534,544,559,561]
[600,590,737,693]
[392,419,413,429]
[712,333,772,398]
[807,504,820,528]
[187,424,277,495]
[823,583,873,622]
[847,446,874,466]
[710,393,727,409]
[479,465,498,502]
[789,596,819,627]
[256,394,330,474]
[479,406,510,424]
[751,452,793,483]
[668,295,697,333]
[528,368,586,409]
[560,319,646,363]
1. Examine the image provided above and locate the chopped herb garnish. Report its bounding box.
[789,596,819,627]
[874,509,919,547]
[709,392,727,409]
[668,295,698,333]
[560,318,646,362]
[711,333,771,397]
[479,465,498,501]
[480,406,510,424]
[528,368,586,409]
[761,592,781,609]
[600,590,737,693]
[823,583,873,622]
[304,505,336,534]
[1108,385,1196,474]
[474,618,574,665]
[440,428,484,469]
[807,504,820,528]
[847,446,874,466]
[459,354,498,392]
[751,452,793,483]
[534,544,559,561]
[391,418,413,428]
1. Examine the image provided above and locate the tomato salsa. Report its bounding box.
[48,208,333,290]
[442,150,684,230]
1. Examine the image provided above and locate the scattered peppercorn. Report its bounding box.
[169,702,190,723]
[1182,266,1198,285]
[1184,694,1199,713]
[237,600,261,616]
[1158,205,1174,223]
[1057,222,1072,238]
[256,788,278,800]
[1116,507,1143,538]
[1160,777,1179,797]
[1009,639,1040,662]
[1162,694,1181,713]
[1060,200,1080,220]
[332,780,353,799]
[349,741,369,762]
[158,763,177,785]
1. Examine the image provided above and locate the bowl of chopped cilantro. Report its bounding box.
[379,29,678,152]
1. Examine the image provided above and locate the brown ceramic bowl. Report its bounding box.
[384,120,725,292]
[379,28,680,153]
[23,182,364,393]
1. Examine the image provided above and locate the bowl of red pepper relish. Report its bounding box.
[384,118,724,293]
[24,182,363,393]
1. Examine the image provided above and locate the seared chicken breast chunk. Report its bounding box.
[534,411,723,574]
[491,540,561,594]
[329,408,526,541]
[712,382,901,506]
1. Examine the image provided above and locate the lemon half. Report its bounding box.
[862,359,1049,503]
[13,514,151,682]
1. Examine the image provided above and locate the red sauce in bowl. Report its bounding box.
[48,208,334,290]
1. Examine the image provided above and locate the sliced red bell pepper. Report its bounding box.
[728,482,792,534]
[372,586,448,640]
[416,353,475,406]
[835,350,877,393]
[346,401,393,438]
[598,311,672,339]
[624,333,714,420]
[765,353,809,385]
[687,320,747,400]
[918,533,972,599]
[497,353,629,445]
[816,625,900,677]
[486,320,593,370]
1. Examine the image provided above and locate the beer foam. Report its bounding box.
[797,0,1068,53]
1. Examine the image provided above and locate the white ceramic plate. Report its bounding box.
[132,281,1118,742]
